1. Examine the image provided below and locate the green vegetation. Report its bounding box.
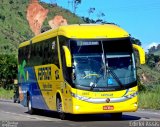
[137,55,160,110]
[139,85,160,110]
[137,65,160,83]
[148,44,160,55]
[0,0,31,54]
[41,1,84,25]
[0,0,84,54]
[0,0,84,100]
[0,54,17,89]
[0,0,84,90]
[0,0,160,110]
[137,54,160,110]
[0,87,14,99]
[154,50,160,56]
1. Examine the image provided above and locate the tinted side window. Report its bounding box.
[28,37,59,68]
[19,37,60,68]
[18,46,29,65]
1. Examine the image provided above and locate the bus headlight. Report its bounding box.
[70,92,88,101]
[125,92,138,99]
[134,103,138,107]
[70,92,76,97]
[75,105,80,110]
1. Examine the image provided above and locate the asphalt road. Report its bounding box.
[0,100,160,127]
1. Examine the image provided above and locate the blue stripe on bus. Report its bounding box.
[20,67,49,110]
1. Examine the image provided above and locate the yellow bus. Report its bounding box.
[18,24,145,119]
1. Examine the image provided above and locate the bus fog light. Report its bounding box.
[75,105,80,110]
[134,103,138,107]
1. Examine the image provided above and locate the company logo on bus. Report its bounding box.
[38,67,52,80]
[106,98,110,103]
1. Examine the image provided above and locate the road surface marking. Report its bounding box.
[138,111,160,116]
[0,110,60,121]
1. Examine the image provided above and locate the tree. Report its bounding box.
[81,16,116,24]
[96,12,105,22]
[81,16,96,23]
[49,0,57,6]
[148,46,156,54]
[0,54,17,90]
[157,44,160,50]
[73,0,81,14]
[147,54,157,68]
[97,12,105,18]
[88,7,95,18]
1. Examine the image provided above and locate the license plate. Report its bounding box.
[103,105,114,110]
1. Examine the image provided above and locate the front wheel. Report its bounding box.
[13,95,16,103]
[27,95,35,115]
[56,97,66,120]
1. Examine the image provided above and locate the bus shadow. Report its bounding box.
[25,110,141,122]
[25,110,60,119]
[67,114,141,122]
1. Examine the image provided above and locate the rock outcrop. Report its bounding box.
[27,0,49,35]
[48,15,68,29]
[27,0,68,35]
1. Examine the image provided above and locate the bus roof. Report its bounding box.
[19,24,129,48]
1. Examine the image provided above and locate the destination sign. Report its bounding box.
[77,41,99,46]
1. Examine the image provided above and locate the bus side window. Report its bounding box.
[43,42,48,64]
[18,49,22,64]
[38,37,59,67]
[30,44,36,66]
[52,38,59,67]
[48,42,51,63]
[39,43,43,57]
[22,46,29,66]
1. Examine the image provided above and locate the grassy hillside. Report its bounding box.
[0,0,31,54]
[139,85,160,110]
[0,0,84,54]
[137,65,160,84]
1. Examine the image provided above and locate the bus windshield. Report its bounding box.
[70,38,136,91]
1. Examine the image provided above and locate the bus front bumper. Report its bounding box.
[71,97,138,114]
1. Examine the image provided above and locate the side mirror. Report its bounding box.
[132,44,145,64]
[62,46,72,67]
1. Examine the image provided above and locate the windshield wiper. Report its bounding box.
[89,62,124,90]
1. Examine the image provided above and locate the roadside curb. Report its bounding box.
[138,108,160,113]
[0,98,13,103]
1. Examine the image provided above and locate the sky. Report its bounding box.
[42,0,160,51]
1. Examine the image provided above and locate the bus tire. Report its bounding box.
[56,97,65,120]
[17,98,20,103]
[27,95,34,115]
[13,95,16,103]
[110,112,122,120]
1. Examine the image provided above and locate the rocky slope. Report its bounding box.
[0,0,83,54]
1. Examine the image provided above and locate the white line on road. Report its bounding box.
[138,111,160,116]
[0,110,60,121]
